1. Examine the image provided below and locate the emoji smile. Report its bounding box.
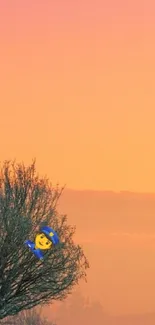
[39,242,43,246]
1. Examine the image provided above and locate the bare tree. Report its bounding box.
[0,160,89,320]
[0,307,56,325]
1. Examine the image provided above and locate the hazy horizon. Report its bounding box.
[39,187,155,324]
[57,189,155,315]
[62,188,155,194]
[1,0,155,324]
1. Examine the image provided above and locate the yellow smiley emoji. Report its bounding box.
[35,233,52,250]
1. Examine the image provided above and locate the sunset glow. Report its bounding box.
[1,0,155,322]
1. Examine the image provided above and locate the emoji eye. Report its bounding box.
[41,234,44,238]
[46,241,49,245]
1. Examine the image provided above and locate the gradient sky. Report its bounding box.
[0,0,155,191]
[1,1,155,322]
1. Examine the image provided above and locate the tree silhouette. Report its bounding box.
[0,160,89,320]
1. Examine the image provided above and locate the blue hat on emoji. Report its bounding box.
[40,226,59,245]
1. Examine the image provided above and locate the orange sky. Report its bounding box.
[1,1,155,321]
[0,0,155,192]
